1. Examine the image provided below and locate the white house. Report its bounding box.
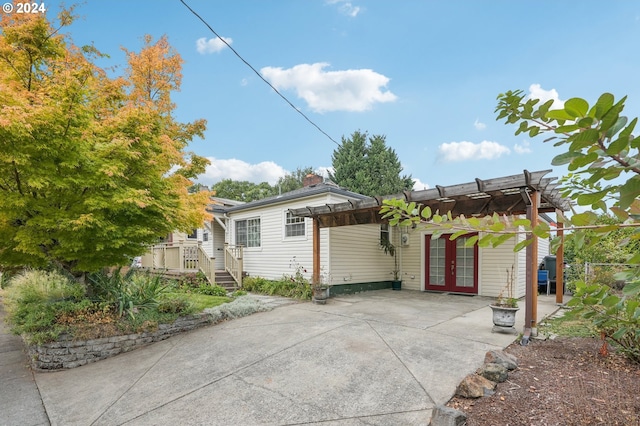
[288,170,569,298]
[144,171,568,299]
[221,174,375,283]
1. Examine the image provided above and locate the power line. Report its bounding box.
[179,0,341,146]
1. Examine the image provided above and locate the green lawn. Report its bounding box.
[538,311,596,338]
[163,292,231,312]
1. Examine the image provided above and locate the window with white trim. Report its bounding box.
[236,218,261,247]
[285,211,305,237]
[380,223,390,245]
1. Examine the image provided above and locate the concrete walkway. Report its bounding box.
[2,290,566,426]
[0,297,50,426]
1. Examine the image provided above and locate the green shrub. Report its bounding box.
[195,284,228,296]
[568,279,640,364]
[5,270,85,308]
[232,290,247,297]
[87,268,168,318]
[175,271,209,290]
[242,276,267,292]
[240,275,311,299]
[157,297,192,314]
[9,299,99,343]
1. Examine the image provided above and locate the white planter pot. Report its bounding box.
[490,305,519,333]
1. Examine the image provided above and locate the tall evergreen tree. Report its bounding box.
[329,131,413,196]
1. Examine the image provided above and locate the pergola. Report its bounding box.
[290,170,572,342]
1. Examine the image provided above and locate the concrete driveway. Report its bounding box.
[28,290,562,425]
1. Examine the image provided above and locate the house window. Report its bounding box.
[285,212,305,237]
[187,229,198,239]
[380,224,390,245]
[236,218,261,247]
[203,232,208,242]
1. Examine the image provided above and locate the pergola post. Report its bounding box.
[556,210,565,304]
[524,190,540,342]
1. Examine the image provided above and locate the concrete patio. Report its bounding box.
[3,290,567,426]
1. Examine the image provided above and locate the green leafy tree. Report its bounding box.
[0,9,211,273]
[212,179,273,202]
[275,166,314,193]
[212,167,317,202]
[564,213,639,266]
[329,131,414,196]
[495,90,640,363]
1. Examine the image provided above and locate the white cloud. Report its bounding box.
[196,37,232,54]
[514,140,532,154]
[412,178,430,191]
[315,166,334,179]
[198,157,287,186]
[528,84,564,109]
[438,141,511,162]
[260,62,397,113]
[326,0,361,17]
[474,118,486,130]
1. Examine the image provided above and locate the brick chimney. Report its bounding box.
[303,173,324,187]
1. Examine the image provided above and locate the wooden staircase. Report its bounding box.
[214,270,238,291]
[141,241,244,290]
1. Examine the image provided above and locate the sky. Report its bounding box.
[38,0,640,193]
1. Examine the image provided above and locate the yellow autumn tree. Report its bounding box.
[0,6,211,273]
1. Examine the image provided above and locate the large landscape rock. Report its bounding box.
[430,404,467,426]
[484,349,518,370]
[479,362,508,383]
[455,374,496,398]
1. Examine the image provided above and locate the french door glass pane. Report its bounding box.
[456,237,475,287]
[429,238,445,286]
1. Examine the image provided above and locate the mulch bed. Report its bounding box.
[447,337,640,425]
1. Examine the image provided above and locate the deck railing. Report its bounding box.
[140,240,216,284]
[224,243,244,286]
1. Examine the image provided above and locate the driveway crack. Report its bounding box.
[364,320,436,406]
[118,321,357,425]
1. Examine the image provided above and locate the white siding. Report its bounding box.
[212,220,226,270]
[516,232,527,298]
[328,224,394,286]
[228,193,355,281]
[398,229,423,291]
[513,231,551,298]
[538,235,550,263]
[478,236,519,298]
[200,225,214,258]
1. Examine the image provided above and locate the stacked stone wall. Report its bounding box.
[28,313,212,370]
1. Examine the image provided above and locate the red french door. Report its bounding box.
[424,234,478,294]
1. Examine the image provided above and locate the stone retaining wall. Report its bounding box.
[27,313,213,370]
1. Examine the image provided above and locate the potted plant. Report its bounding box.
[312,282,329,304]
[490,265,520,333]
[380,237,401,290]
[311,267,331,305]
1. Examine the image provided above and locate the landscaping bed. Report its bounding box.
[448,329,640,425]
[1,269,281,369]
